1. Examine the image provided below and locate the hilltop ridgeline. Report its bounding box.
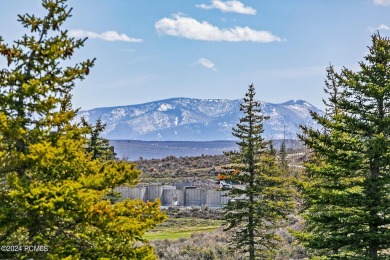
[77,98,323,141]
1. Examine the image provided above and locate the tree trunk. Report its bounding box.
[248,197,255,260]
[368,159,379,259]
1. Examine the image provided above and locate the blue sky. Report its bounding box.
[1,0,390,110]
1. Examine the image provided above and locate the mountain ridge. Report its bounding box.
[76,97,323,141]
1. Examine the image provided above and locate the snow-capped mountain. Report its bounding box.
[76,98,323,141]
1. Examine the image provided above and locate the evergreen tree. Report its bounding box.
[269,139,277,156]
[82,117,116,160]
[296,33,390,259]
[0,1,165,259]
[279,137,288,172]
[223,84,294,259]
[323,64,341,117]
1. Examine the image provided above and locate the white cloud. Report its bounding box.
[197,58,217,71]
[377,24,390,30]
[155,14,282,43]
[372,0,390,6]
[69,30,143,42]
[368,24,390,32]
[196,0,256,15]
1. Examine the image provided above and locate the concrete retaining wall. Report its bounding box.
[206,190,222,207]
[144,185,162,202]
[116,182,236,207]
[184,188,207,206]
[161,187,179,206]
[115,186,146,201]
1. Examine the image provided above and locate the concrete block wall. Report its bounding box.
[161,186,179,205]
[144,185,162,202]
[184,188,207,206]
[116,182,235,207]
[206,190,222,207]
[115,186,146,201]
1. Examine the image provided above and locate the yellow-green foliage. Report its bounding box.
[0,1,166,259]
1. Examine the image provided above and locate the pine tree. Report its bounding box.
[223,84,294,259]
[279,136,288,172]
[296,33,390,259]
[269,139,277,156]
[82,117,116,160]
[323,64,341,117]
[0,1,165,259]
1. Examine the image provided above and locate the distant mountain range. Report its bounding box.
[76,98,323,141]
